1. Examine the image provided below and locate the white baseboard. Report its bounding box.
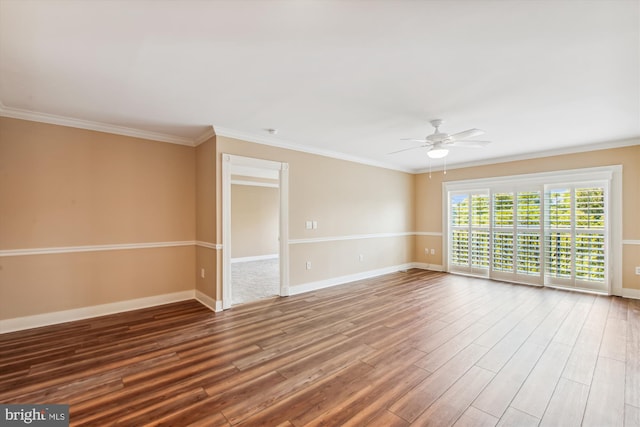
[231,254,279,264]
[289,263,447,296]
[623,288,640,300]
[289,263,415,296]
[0,263,444,333]
[0,290,195,334]
[195,290,222,312]
[411,262,445,272]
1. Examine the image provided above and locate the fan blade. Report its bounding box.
[388,145,428,155]
[448,140,491,148]
[448,128,484,140]
[400,138,429,143]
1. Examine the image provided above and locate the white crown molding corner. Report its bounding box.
[194,126,216,146]
[214,126,414,174]
[0,290,195,334]
[195,290,220,312]
[0,103,196,147]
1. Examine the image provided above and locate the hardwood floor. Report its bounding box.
[1,270,638,426]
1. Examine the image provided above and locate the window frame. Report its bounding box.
[442,165,621,295]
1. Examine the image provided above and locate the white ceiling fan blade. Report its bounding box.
[448,128,485,141]
[448,140,491,148]
[400,138,429,143]
[388,145,428,155]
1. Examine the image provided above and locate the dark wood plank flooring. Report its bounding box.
[1,270,638,426]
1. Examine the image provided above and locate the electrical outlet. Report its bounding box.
[312,221,318,229]
[359,254,364,262]
[305,221,312,230]
[424,248,429,255]
[636,266,640,275]
[200,268,205,278]
[306,261,312,270]
[430,249,436,255]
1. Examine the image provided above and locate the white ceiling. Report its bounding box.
[1,0,638,172]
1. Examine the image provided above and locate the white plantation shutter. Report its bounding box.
[544,185,607,289]
[449,191,489,275]
[471,231,490,269]
[575,234,605,282]
[491,192,515,278]
[574,188,606,282]
[451,230,469,266]
[517,233,540,275]
[492,232,514,272]
[445,168,613,293]
[471,194,490,272]
[516,191,541,279]
[450,194,470,268]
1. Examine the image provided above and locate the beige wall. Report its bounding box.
[0,247,194,319]
[414,144,640,290]
[195,137,217,299]
[0,117,196,319]
[196,137,216,244]
[2,115,637,322]
[216,136,416,289]
[231,184,279,258]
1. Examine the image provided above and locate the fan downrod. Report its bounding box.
[430,119,443,131]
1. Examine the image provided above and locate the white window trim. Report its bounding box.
[442,165,622,296]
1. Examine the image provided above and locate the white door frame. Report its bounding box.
[222,154,290,309]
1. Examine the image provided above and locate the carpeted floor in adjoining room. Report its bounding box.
[231,258,279,305]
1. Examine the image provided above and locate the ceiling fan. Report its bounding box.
[391,119,491,159]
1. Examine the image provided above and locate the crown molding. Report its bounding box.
[194,126,216,146]
[213,126,415,174]
[4,101,634,175]
[0,100,410,172]
[0,102,197,146]
[415,137,640,174]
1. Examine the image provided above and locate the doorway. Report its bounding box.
[221,154,289,309]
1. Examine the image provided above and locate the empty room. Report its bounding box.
[1,0,639,426]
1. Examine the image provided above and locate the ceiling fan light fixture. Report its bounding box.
[427,147,449,159]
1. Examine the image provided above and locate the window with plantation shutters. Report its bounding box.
[444,167,616,294]
[545,188,572,280]
[516,191,541,276]
[575,188,606,283]
[488,190,543,282]
[449,191,490,275]
[544,184,607,289]
[471,194,490,270]
[492,193,514,274]
[450,194,470,267]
